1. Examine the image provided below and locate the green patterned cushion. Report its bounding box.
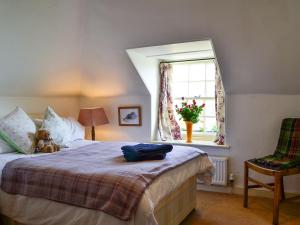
[0,107,36,154]
[0,130,24,153]
[249,155,300,170]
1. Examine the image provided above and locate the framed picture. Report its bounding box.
[118,106,141,126]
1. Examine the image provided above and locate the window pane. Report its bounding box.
[189,82,205,97]
[172,64,188,82]
[193,122,201,131]
[173,99,180,107]
[189,64,205,81]
[173,82,188,98]
[193,99,205,106]
[205,117,217,132]
[204,99,215,117]
[206,63,215,81]
[206,81,215,97]
[178,120,185,130]
[193,119,205,132]
[171,61,218,137]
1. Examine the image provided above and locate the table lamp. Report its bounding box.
[78,107,109,141]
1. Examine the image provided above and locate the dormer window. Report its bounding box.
[127,40,225,145]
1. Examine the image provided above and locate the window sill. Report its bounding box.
[151,140,230,149]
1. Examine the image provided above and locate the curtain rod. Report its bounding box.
[159,58,215,64]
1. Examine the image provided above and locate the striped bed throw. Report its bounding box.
[1,142,204,220]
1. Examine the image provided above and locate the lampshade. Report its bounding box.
[78,107,109,127]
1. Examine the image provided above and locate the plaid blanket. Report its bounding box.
[1,142,204,220]
[275,118,300,159]
[250,118,300,170]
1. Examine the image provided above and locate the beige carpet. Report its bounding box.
[180,191,300,225]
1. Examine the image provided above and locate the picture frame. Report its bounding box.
[118,106,142,126]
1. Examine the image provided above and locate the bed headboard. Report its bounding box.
[28,113,44,119]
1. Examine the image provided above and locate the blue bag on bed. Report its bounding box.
[121,144,173,162]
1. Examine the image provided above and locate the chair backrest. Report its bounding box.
[275,118,300,160]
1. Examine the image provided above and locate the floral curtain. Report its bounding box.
[214,61,226,145]
[158,63,182,141]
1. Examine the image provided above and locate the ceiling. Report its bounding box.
[0,0,82,96]
[1,0,300,96]
[131,40,215,61]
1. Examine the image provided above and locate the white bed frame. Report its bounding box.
[0,176,196,225]
[154,175,196,225]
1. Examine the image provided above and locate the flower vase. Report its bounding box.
[185,121,193,143]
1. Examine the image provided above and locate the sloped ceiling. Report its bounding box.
[0,0,82,96]
[1,0,300,96]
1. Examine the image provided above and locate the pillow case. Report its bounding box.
[64,118,85,142]
[41,107,70,145]
[0,107,36,154]
[0,139,14,153]
[41,106,85,146]
[41,107,85,145]
[33,118,43,129]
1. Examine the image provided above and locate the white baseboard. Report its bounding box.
[197,184,300,199]
[197,183,234,194]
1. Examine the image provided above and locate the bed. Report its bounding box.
[0,139,213,225]
[0,108,213,225]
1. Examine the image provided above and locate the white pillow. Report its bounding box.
[41,107,70,145]
[0,139,14,153]
[41,107,85,145]
[64,118,85,142]
[0,107,36,154]
[33,118,43,129]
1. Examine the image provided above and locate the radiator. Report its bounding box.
[209,156,228,186]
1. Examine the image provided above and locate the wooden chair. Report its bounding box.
[244,118,300,225]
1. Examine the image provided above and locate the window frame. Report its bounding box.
[170,59,217,141]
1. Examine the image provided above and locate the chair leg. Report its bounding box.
[273,173,282,225]
[243,161,249,208]
[280,177,285,201]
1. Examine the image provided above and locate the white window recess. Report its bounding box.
[126,40,219,141]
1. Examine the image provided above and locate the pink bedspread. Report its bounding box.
[1,142,205,220]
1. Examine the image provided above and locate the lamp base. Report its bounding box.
[91,126,95,141]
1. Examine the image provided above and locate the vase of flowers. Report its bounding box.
[175,97,205,143]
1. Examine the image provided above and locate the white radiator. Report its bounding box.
[209,156,228,186]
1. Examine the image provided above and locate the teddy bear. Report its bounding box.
[35,129,60,153]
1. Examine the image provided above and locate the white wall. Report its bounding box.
[3,94,299,193]
[199,94,300,193]
[126,50,160,140]
[0,97,80,118]
[79,95,151,142]
[78,93,300,193]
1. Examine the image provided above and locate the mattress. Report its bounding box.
[0,140,213,225]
